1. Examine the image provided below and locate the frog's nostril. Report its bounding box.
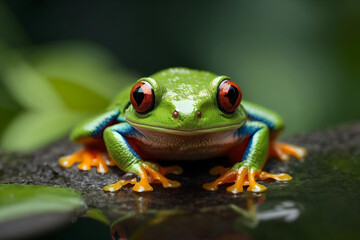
[197,110,202,118]
[173,110,179,119]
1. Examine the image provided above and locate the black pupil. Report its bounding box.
[133,86,144,106]
[225,85,239,106]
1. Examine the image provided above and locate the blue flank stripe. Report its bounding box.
[92,109,120,138]
[234,124,258,138]
[117,115,126,122]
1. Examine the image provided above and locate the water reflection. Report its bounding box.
[82,147,360,240]
[257,201,300,222]
[109,194,302,240]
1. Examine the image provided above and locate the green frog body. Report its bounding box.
[60,68,306,193]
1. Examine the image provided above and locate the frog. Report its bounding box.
[59,67,306,194]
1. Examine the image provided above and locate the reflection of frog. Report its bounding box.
[59,68,306,193]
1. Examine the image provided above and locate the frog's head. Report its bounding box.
[125,68,247,135]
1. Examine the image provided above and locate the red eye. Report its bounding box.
[130,81,155,114]
[217,80,242,113]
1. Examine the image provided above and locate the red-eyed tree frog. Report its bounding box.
[59,68,306,194]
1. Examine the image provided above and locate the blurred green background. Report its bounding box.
[0,0,359,152]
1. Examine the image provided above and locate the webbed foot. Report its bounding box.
[269,142,307,161]
[59,148,116,174]
[203,165,292,194]
[103,162,183,192]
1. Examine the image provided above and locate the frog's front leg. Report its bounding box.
[59,109,120,174]
[203,121,291,194]
[102,123,182,192]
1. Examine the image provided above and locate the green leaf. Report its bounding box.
[0,111,88,151]
[0,41,137,151]
[0,73,22,136]
[0,184,84,223]
[48,78,110,111]
[0,51,66,111]
[25,41,134,99]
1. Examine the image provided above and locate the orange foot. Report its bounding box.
[59,148,116,174]
[269,142,307,161]
[203,166,292,194]
[103,162,183,192]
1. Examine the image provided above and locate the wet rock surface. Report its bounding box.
[1,123,360,239]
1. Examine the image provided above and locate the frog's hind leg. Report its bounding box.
[59,109,121,174]
[268,141,307,161]
[258,171,292,181]
[59,148,115,174]
[104,163,182,192]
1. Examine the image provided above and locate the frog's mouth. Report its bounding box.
[126,119,246,135]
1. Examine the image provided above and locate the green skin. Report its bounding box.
[70,68,283,177]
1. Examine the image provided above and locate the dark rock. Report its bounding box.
[1,123,360,239]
